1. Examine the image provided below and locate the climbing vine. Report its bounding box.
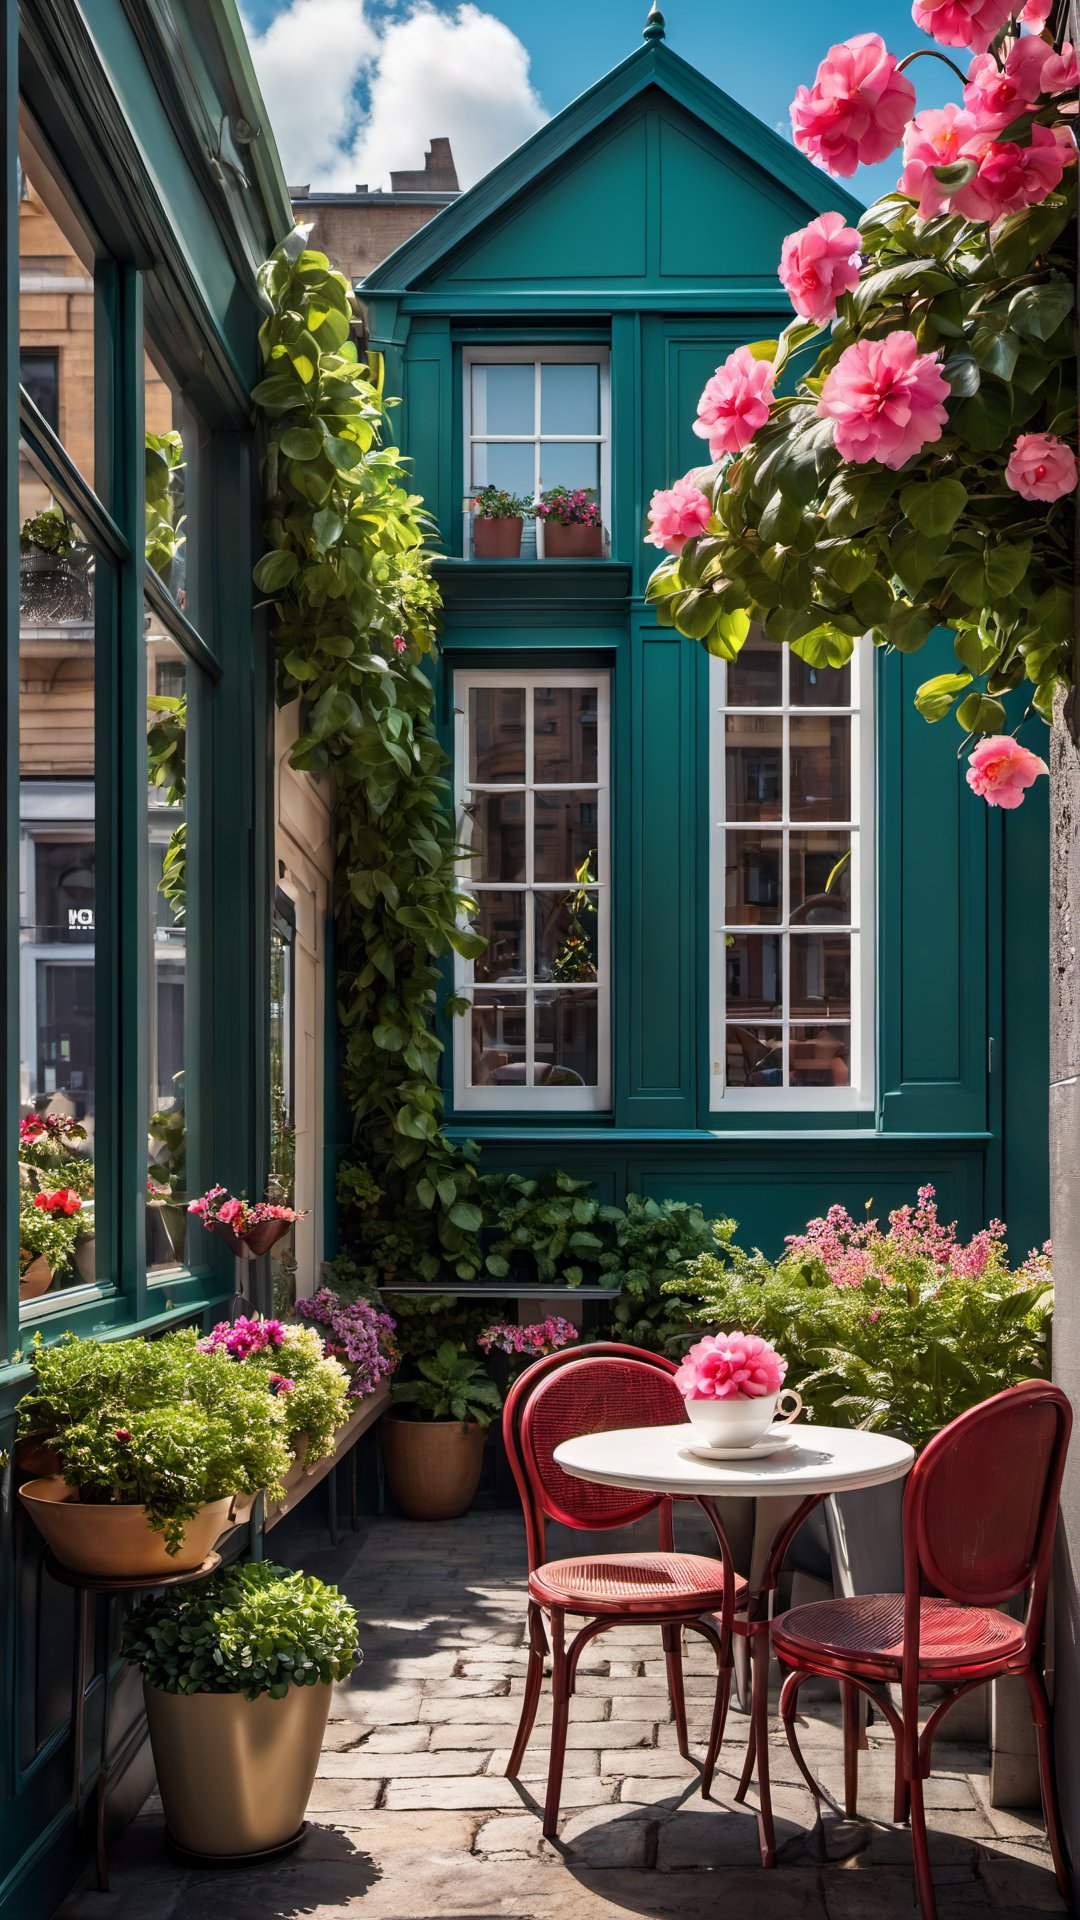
[252,234,488,1286]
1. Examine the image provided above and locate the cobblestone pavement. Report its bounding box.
[59,1508,1067,1920]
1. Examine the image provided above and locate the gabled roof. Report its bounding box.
[360,30,863,296]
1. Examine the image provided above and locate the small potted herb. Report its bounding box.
[123,1560,359,1859]
[381,1340,502,1520]
[469,486,533,560]
[537,485,604,558]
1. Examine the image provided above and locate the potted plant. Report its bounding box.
[198,1313,351,1465]
[469,485,532,559]
[19,507,91,620]
[16,1330,290,1576]
[381,1340,502,1520]
[187,1184,306,1260]
[122,1559,358,1859]
[294,1287,399,1402]
[536,485,604,558]
[18,1188,83,1300]
[19,1114,96,1287]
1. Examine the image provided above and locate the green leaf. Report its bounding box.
[984,540,1031,599]
[279,426,322,460]
[253,549,299,593]
[1008,277,1074,343]
[852,260,955,320]
[790,626,854,670]
[951,386,1013,451]
[956,691,1007,734]
[915,671,972,722]
[899,476,967,537]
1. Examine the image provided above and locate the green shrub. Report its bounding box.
[122,1559,359,1699]
[390,1341,502,1427]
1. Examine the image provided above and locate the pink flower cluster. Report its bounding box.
[966,735,1049,808]
[295,1288,399,1399]
[785,1185,1009,1287]
[899,109,1072,223]
[645,479,711,555]
[199,1313,287,1360]
[779,213,861,324]
[536,488,602,527]
[187,1185,306,1232]
[694,347,775,460]
[912,0,1015,52]
[791,34,916,177]
[1005,433,1078,504]
[674,1332,787,1402]
[477,1316,579,1358]
[818,331,950,470]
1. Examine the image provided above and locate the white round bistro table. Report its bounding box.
[553,1420,914,1867]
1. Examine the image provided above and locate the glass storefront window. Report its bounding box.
[145,610,189,1273]
[18,118,98,493]
[144,343,197,620]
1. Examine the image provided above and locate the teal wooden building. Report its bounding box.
[361,14,1050,1260]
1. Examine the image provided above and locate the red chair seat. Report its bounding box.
[773,1593,1027,1680]
[530,1550,745,1617]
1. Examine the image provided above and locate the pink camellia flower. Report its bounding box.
[964,49,1037,130]
[1005,431,1079,502]
[646,478,712,554]
[778,212,861,323]
[674,1331,787,1402]
[955,122,1074,221]
[966,735,1049,808]
[217,1197,244,1226]
[392,634,407,655]
[1019,0,1053,25]
[1006,34,1080,99]
[790,34,916,177]
[898,104,985,218]
[693,347,775,458]
[912,0,1016,53]
[819,331,950,470]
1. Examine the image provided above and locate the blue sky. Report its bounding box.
[241,1,956,202]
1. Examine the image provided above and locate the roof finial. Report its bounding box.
[643,3,665,41]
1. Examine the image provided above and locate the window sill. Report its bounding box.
[435,557,632,605]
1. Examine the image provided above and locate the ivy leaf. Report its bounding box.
[915,671,972,722]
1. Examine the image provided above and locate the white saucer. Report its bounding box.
[681,1429,802,1463]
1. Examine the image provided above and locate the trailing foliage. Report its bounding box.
[122,1559,360,1699]
[252,234,484,1280]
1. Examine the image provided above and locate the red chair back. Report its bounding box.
[503,1344,684,1570]
[902,1380,1071,1669]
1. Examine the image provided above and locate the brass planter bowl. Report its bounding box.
[17,1477,235,1577]
[381,1416,487,1521]
[144,1679,332,1857]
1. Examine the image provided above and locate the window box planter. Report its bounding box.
[473,515,523,560]
[542,521,604,559]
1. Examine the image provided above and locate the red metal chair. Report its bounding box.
[502,1342,747,1835]
[771,1381,1072,1920]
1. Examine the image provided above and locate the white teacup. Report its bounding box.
[683,1388,803,1452]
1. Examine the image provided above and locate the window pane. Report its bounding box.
[790,653,851,707]
[725,714,782,821]
[471,440,534,496]
[790,716,851,820]
[19,457,97,1303]
[145,344,196,619]
[469,686,525,783]
[534,686,598,783]
[725,830,782,925]
[726,1024,783,1087]
[726,632,782,707]
[536,990,598,1087]
[20,348,57,430]
[790,934,851,1018]
[541,363,600,435]
[471,892,526,982]
[535,891,598,983]
[19,123,98,493]
[789,1025,850,1087]
[725,933,782,1016]
[467,791,526,882]
[146,618,189,1273]
[539,443,599,495]
[469,988,527,1086]
[471,363,534,436]
[534,792,600,884]
[790,831,851,922]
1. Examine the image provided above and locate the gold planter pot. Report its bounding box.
[144,1680,332,1857]
[381,1416,487,1521]
[17,1478,235,1577]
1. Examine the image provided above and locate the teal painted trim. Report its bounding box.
[445,1126,998,1146]
[18,400,129,564]
[361,38,861,295]
[397,290,818,316]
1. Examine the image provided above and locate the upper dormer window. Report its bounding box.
[463,347,610,558]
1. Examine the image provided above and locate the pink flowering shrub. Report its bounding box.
[199,1312,351,1462]
[965,734,1049,807]
[784,1185,1008,1287]
[646,480,712,554]
[790,34,916,176]
[295,1287,399,1401]
[778,213,861,324]
[674,1331,786,1402]
[1005,432,1078,504]
[818,332,950,468]
[693,348,775,458]
[476,1317,578,1381]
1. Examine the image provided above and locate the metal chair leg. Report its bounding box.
[908,1772,939,1920]
[1024,1665,1071,1897]
[543,1611,569,1839]
[662,1624,690,1759]
[701,1642,734,1798]
[842,1679,860,1817]
[506,1604,547,1779]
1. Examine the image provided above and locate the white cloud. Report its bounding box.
[243,1,548,192]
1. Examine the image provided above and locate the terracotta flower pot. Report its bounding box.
[15,1436,63,1477]
[17,1477,236,1578]
[73,1233,96,1286]
[144,1678,331,1857]
[381,1416,487,1521]
[207,1216,292,1259]
[472,515,523,559]
[542,520,603,559]
[19,1256,53,1301]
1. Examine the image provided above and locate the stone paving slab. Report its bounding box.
[56,1509,1067,1920]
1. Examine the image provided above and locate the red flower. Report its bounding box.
[114,1429,132,1444]
[34,1188,82,1216]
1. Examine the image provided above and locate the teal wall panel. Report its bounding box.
[403,351,447,542]
[656,114,812,283]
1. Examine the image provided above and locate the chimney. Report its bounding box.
[389,138,460,194]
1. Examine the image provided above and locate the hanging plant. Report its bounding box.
[251,235,488,1286]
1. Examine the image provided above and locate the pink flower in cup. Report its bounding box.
[911,0,1016,53]
[646,478,712,554]
[778,212,861,324]
[693,347,775,458]
[790,35,916,177]
[1005,431,1078,503]
[674,1332,787,1402]
[966,736,1049,809]
[819,331,950,470]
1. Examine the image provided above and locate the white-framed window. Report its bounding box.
[453,668,611,1112]
[709,631,875,1112]
[463,346,611,557]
